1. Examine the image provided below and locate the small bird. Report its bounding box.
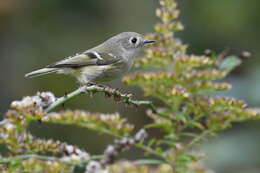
[25,32,154,85]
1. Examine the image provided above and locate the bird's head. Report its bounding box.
[105,32,155,58]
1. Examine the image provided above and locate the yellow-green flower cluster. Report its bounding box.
[24,138,90,161]
[123,0,260,171]
[124,0,260,133]
[108,161,173,173]
[184,69,227,82]
[0,91,134,172]
[1,158,73,173]
[0,120,22,153]
[42,111,134,137]
[133,0,187,69]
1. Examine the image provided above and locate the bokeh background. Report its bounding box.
[1,0,260,172]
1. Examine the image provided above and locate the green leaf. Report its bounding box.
[134,159,165,165]
[175,113,187,122]
[181,132,197,138]
[188,121,205,130]
[219,56,242,72]
[155,147,163,154]
[160,139,176,147]
[148,139,156,147]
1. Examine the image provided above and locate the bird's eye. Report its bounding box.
[131,37,137,44]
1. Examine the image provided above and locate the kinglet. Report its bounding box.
[25,32,154,84]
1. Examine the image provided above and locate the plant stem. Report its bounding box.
[45,85,157,113]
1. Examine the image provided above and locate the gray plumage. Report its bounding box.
[25,32,154,84]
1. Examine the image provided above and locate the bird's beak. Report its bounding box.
[143,40,155,44]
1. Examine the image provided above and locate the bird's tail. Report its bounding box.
[25,68,59,78]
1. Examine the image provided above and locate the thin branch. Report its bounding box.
[45,85,157,113]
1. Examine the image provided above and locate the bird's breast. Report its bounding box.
[96,59,132,82]
[75,59,133,84]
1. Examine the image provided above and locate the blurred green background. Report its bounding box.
[1,0,260,172]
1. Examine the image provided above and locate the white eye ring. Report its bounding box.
[130,37,137,44]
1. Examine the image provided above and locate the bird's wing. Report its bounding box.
[46,52,122,68]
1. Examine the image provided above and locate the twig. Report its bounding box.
[45,85,157,113]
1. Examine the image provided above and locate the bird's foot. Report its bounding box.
[84,82,108,89]
[85,82,97,86]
